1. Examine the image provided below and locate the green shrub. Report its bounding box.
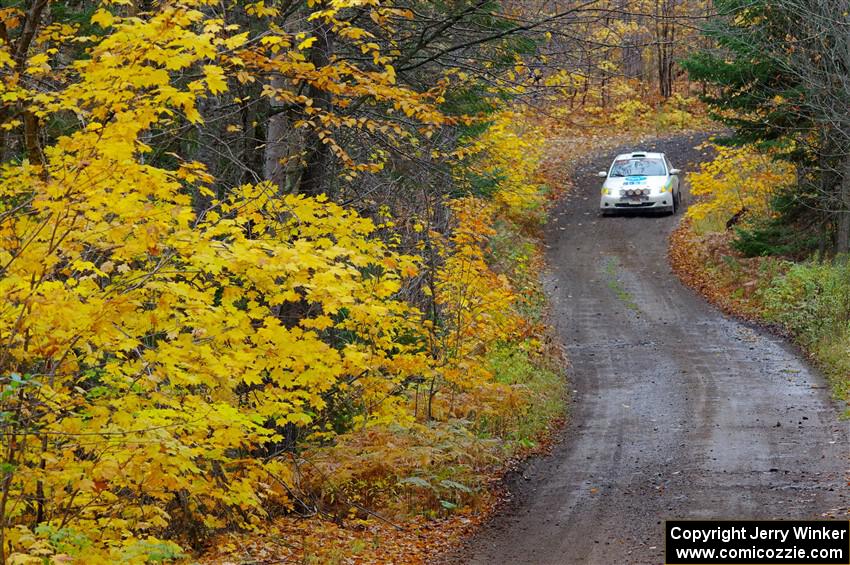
[486,342,566,442]
[762,260,850,343]
[487,219,547,322]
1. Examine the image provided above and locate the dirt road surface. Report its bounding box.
[447,133,850,564]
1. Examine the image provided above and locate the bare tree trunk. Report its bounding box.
[622,36,643,79]
[22,111,43,169]
[298,3,334,196]
[0,0,50,167]
[264,75,303,192]
[836,156,850,256]
[581,59,591,106]
[655,0,676,98]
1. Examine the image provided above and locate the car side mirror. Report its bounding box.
[670,168,681,175]
[597,171,608,178]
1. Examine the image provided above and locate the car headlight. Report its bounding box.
[601,187,611,195]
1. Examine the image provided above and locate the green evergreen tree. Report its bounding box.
[684,0,850,255]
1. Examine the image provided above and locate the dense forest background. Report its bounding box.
[2,0,850,562]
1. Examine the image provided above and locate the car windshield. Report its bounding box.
[609,158,666,177]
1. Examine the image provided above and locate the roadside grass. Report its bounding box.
[760,259,850,405]
[692,214,728,236]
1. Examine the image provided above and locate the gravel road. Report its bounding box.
[449,133,850,564]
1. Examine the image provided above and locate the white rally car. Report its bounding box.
[598,152,681,215]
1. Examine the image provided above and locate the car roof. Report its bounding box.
[614,151,665,160]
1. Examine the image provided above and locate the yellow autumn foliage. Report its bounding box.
[0,1,436,561]
[435,197,522,378]
[687,143,795,232]
[467,110,548,223]
[0,0,563,560]
[292,99,558,521]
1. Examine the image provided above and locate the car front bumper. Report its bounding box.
[600,193,673,211]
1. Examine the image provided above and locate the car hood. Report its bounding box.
[604,175,669,192]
